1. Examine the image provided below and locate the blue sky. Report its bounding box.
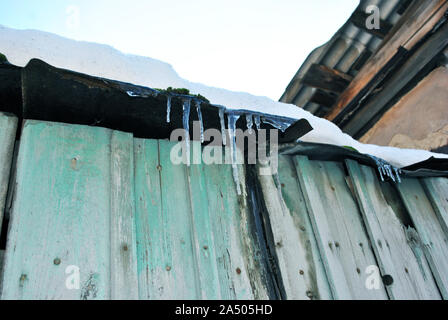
[0,0,358,99]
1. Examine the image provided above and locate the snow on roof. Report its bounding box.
[1,25,447,168]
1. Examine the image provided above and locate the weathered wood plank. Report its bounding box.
[0,112,17,231]
[1,121,113,299]
[346,160,440,299]
[294,156,387,300]
[110,131,139,300]
[421,177,448,236]
[396,178,448,298]
[185,147,222,299]
[134,138,162,299]
[257,155,332,299]
[134,139,200,299]
[134,140,268,299]
[200,149,264,299]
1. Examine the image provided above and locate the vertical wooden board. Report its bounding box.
[199,157,241,299]
[110,131,139,299]
[134,138,162,299]
[294,156,388,300]
[158,140,202,299]
[421,178,448,236]
[1,120,111,300]
[134,139,200,299]
[232,165,271,300]
[346,160,440,299]
[0,112,17,230]
[201,152,268,299]
[258,156,332,300]
[396,178,448,298]
[186,141,222,299]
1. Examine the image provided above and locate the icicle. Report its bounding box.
[254,115,261,130]
[182,98,191,165]
[166,95,172,123]
[378,166,385,182]
[368,155,402,183]
[227,113,241,195]
[394,167,402,183]
[261,117,293,132]
[219,107,227,146]
[195,100,204,143]
[245,114,254,134]
[385,165,395,182]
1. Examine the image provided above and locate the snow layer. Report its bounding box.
[1,25,446,168]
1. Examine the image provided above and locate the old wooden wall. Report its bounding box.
[259,155,448,300]
[0,118,447,299]
[0,120,271,300]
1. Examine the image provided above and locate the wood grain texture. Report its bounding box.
[258,155,332,300]
[0,112,17,231]
[294,156,387,300]
[110,131,139,299]
[3,118,447,300]
[421,178,448,236]
[134,140,269,299]
[1,120,136,299]
[201,149,268,299]
[346,160,440,299]
[134,138,199,299]
[186,145,223,299]
[396,178,448,298]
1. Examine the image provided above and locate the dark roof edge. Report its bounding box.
[280,141,448,178]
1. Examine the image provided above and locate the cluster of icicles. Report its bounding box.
[368,155,403,183]
[165,94,295,195]
[126,89,403,193]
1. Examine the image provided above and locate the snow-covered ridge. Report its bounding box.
[1,25,447,168]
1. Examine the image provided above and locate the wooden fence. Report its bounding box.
[0,112,447,299]
[0,117,272,299]
[260,155,448,299]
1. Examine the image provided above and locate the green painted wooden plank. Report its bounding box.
[294,156,388,300]
[134,139,200,299]
[346,160,440,299]
[134,140,269,299]
[110,131,139,299]
[257,156,332,300]
[2,121,112,299]
[421,177,448,236]
[186,141,222,299]
[0,112,17,231]
[134,138,163,299]
[1,121,137,299]
[396,178,448,298]
[201,149,268,300]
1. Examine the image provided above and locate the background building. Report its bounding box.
[280,0,448,153]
